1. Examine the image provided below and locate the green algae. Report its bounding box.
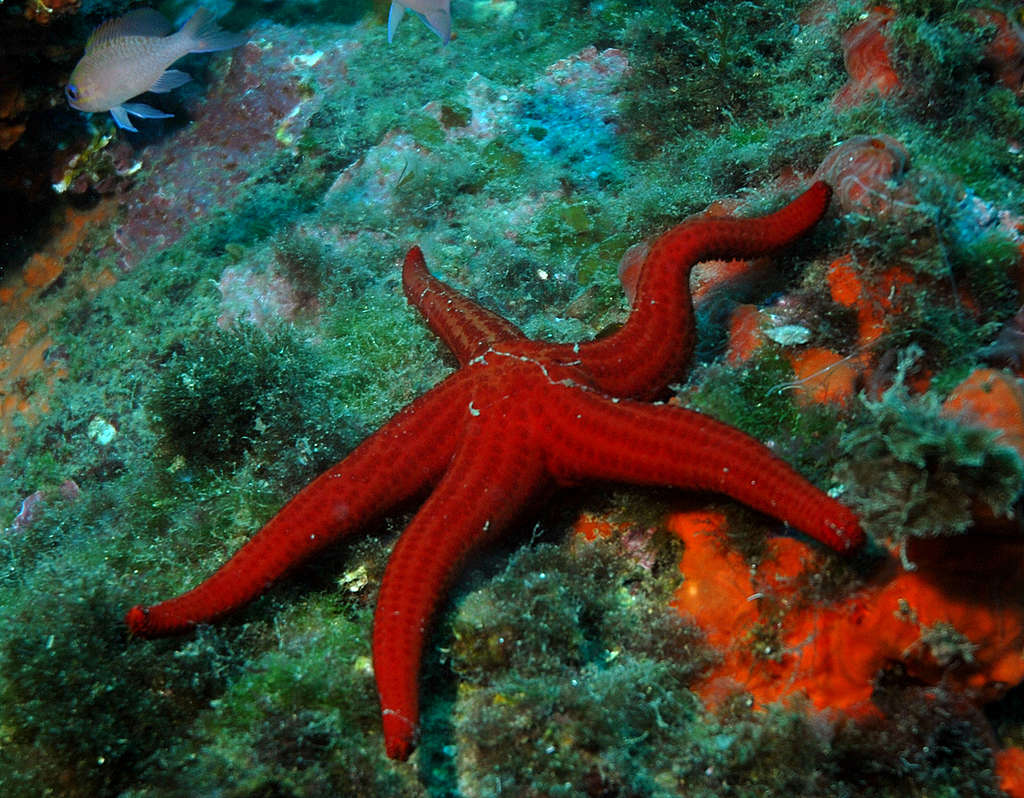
[837,354,1024,549]
[146,324,359,471]
[478,138,527,184]
[321,281,449,422]
[685,349,799,434]
[405,112,447,150]
[272,225,341,296]
[448,534,713,797]
[443,535,1000,798]
[169,599,425,797]
[200,153,331,256]
[841,186,1019,375]
[0,568,242,798]
[886,8,990,126]
[620,0,824,159]
[294,0,616,173]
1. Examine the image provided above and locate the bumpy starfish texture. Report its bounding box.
[126,180,863,761]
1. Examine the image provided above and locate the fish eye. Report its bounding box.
[66,84,79,101]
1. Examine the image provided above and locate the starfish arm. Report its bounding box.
[403,246,527,366]
[576,181,832,400]
[373,418,547,760]
[125,375,472,637]
[541,388,863,552]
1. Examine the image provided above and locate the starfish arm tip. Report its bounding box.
[125,605,150,635]
[382,708,417,760]
[821,508,866,552]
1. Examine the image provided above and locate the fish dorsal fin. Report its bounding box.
[86,8,173,51]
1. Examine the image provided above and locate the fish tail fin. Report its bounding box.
[419,7,451,44]
[180,7,248,53]
[387,2,406,43]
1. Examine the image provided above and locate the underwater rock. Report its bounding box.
[968,8,1024,96]
[814,135,911,218]
[997,746,1024,797]
[832,6,901,109]
[113,23,357,267]
[942,368,1024,462]
[786,346,859,406]
[670,510,1024,719]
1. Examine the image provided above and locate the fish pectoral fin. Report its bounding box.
[387,2,406,42]
[110,102,173,132]
[149,69,191,93]
[109,106,139,132]
[109,107,139,132]
[122,102,174,120]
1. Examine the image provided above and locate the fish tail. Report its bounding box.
[180,7,248,53]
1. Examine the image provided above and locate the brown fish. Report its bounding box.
[66,7,247,132]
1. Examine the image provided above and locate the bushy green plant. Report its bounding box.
[837,351,1023,557]
[146,323,361,478]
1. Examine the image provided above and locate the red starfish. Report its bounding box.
[126,180,863,760]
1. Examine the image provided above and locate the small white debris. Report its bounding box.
[87,416,117,445]
[291,50,324,68]
[338,564,369,593]
[764,324,811,345]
